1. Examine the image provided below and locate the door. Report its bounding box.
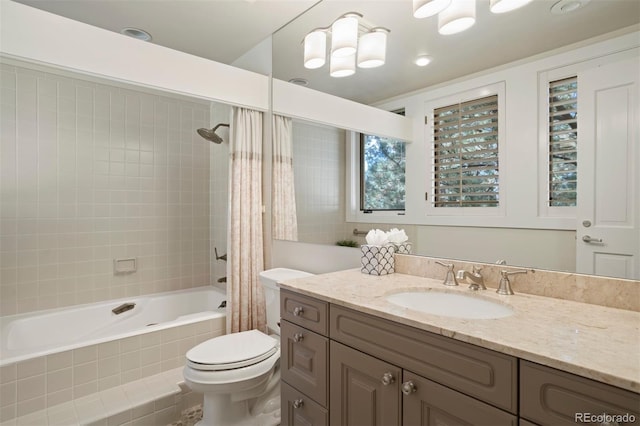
[576,56,640,279]
[329,341,401,426]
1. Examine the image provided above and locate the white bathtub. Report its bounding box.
[0,286,226,366]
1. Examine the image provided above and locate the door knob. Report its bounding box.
[582,235,603,243]
[401,380,417,395]
[381,372,395,386]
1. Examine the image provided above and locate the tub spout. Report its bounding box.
[112,302,135,315]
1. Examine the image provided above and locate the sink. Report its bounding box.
[386,291,514,319]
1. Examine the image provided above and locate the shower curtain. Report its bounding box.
[272,115,298,241]
[227,107,266,333]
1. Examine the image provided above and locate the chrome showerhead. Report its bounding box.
[196,123,229,144]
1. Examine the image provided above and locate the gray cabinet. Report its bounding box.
[280,290,640,426]
[520,361,640,426]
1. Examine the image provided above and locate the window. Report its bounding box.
[548,76,577,207]
[360,134,406,211]
[432,95,499,208]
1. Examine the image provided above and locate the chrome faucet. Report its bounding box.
[496,269,528,295]
[456,266,486,290]
[435,261,459,286]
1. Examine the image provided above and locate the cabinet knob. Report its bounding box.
[401,380,417,396]
[293,333,304,343]
[292,399,304,409]
[293,306,304,316]
[381,372,395,386]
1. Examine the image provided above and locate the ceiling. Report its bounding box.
[11,0,640,105]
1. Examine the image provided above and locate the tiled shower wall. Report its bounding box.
[292,121,349,245]
[0,62,211,316]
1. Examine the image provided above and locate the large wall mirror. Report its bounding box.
[270,1,640,279]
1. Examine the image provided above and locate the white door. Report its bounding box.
[576,57,640,279]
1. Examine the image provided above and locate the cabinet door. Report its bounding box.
[330,341,401,426]
[281,382,328,426]
[402,371,518,426]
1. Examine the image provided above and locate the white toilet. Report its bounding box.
[183,268,313,426]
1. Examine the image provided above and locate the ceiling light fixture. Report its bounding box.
[120,27,152,42]
[438,0,476,35]
[490,0,533,13]
[413,0,452,18]
[357,28,389,69]
[303,12,390,77]
[331,13,361,58]
[415,55,432,67]
[304,30,327,69]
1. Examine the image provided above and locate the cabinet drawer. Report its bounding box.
[281,382,328,426]
[330,305,517,413]
[520,361,640,426]
[281,290,328,335]
[281,320,329,407]
[403,370,517,426]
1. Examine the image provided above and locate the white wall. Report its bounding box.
[0,61,211,315]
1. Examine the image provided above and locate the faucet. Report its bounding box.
[456,266,486,290]
[435,261,459,286]
[496,269,528,295]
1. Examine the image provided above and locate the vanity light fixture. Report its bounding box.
[490,0,533,13]
[303,12,390,77]
[438,0,476,35]
[413,0,452,18]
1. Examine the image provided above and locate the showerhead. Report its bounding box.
[197,123,229,144]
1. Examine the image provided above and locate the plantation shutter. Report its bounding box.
[548,76,577,207]
[432,95,499,207]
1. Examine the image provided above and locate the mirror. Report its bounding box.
[271,0,639,278]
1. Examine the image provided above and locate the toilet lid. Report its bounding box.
[186,329,278,371]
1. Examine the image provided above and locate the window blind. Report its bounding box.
[548,77,577,207]
[432,95,499,207]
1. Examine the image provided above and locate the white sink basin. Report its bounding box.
[386,291,514,319]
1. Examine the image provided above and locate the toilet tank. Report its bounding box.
[259,268,314,335]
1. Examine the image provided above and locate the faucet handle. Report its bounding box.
[496,269,528,295]
[435,261,459,286]
[472,265,483,274]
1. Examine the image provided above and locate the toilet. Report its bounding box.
[183,268,314,426]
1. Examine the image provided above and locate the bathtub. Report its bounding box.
[0,286,226,367]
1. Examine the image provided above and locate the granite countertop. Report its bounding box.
[278,269,640,393]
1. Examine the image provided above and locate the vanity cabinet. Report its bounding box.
[280,289,639,426]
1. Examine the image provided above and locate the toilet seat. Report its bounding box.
[186,329,278,371]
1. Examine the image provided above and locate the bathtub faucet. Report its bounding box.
[112,302,135,315]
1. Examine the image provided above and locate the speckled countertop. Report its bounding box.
[279,269,640,394]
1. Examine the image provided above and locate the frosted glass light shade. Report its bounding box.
[330,53,356,77]
[331,15,359,58]
[357,29,388,69]
[304,30,326,69]
[489,0,533,13]
[438,0,476,35]
[413,0,452,18]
